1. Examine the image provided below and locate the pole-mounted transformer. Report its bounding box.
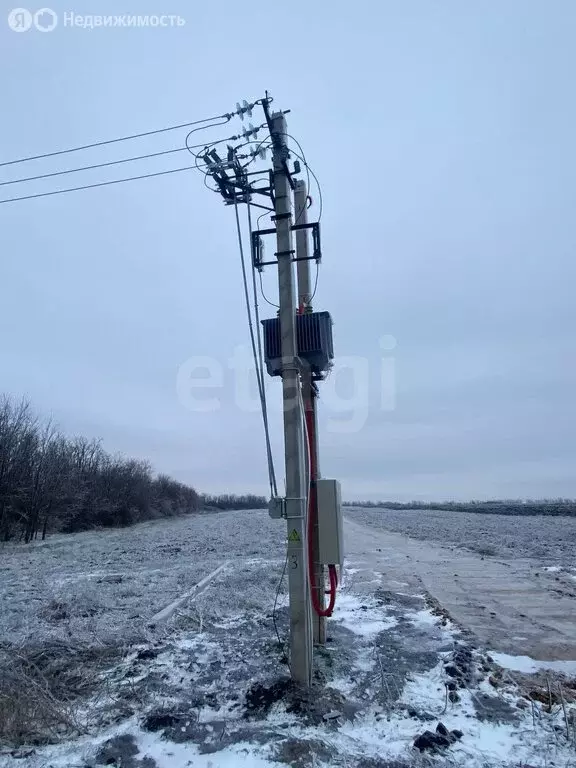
[201,93,343,686]
[261,311,334,379]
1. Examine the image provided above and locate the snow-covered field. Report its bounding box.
[345,507,576,566]
[0,510,284,648]
[1,510,576,768]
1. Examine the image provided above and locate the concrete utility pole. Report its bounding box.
[294,180,326,645]
[270,112,313,685]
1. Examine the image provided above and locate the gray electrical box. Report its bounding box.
[268,497,285,519]
[316,479,344,567]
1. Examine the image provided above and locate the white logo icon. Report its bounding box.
[34,7,57,31]
[7,7,57,31]
[8,8,33,31]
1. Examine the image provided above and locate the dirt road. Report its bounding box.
[344,515,576,660]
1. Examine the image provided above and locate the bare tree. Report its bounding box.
[0,395,201,541]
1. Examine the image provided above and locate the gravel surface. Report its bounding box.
[345,506,576,567]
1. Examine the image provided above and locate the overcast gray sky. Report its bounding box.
[1,1,575,501]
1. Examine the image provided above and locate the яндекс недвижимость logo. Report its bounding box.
[8,7,58,31]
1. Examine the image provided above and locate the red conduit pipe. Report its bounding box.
[305,405,338,617]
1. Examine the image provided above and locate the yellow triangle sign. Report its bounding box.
[288,528,300,543]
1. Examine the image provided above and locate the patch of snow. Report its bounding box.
[399,663,446,711]
[335,662,574,768]
[14,719,141,768]
[136,729,283,767]
[334,684,530,767]
[492,652,576,676]
[333,592,397,636]
[408,609,441,628]
[5,510,576,768]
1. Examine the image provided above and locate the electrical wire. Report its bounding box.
[246,128,323,306]
[300,384,338,618]
[287,142,323,224]
[275,131,323,297]
[300,385,311,537]
[0,121,242,204]
[310,262,320,303]
[184,125,269,172]
[281,133,312,226]
[256,207,271,230]
[202,171,218,194]
[0,121,238,203]
[184,120,248,193]
[258,271,279,309]
[265,129,323,224]
[0,113,233,168]
[0,147,188,187]
[0,136,237,188]
[232,187,287,656]
[232,194,278,498]
[184,118,233,161]
[255,208,280,309]
[299,387,315,674]
[251,142,320,305]
[226,130,321,318]
[299,158,323,223]
[0,164,204,204]
[272,551,289,654]
[247,199,278,498]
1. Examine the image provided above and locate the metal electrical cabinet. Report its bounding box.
[316,479,344,567]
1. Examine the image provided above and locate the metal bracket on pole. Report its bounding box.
[251,223,322,271]
[285,497,305,519]
[280,356,302,374]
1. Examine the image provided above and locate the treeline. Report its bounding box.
[0,396,199,542]
[346,499,576,517]
[201,493,267,510]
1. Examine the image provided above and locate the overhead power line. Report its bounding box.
[232,194,278,498]
[0,112,233,168]
[0,146,187,187]
[0,164,205,204]
[0,137,233,187]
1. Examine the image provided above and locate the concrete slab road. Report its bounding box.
[344,515,576,660]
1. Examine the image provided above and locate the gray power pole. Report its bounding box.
[294,180,313,312]
[270,112,313,685]
[294,180,326,645]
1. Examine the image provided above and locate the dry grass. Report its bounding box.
[0,641,120,747]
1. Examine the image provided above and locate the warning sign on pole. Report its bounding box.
[288,528,301,543]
